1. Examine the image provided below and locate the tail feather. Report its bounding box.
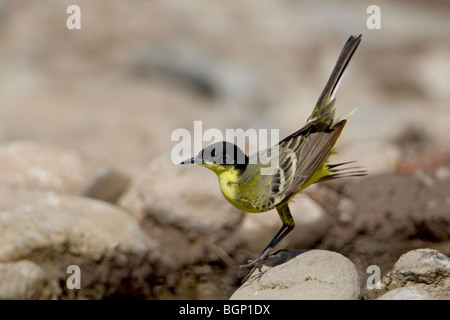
[318,161,367,183]
[308,34,362,128]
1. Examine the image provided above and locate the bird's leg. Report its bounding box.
[238,224,292,269]
[238,204,295,282]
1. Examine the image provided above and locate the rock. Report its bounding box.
[79,168,130,204]
[365,249,450,300]
[230,250,361,300]
[119,152,244,270]
[133,41,277,107]
[376,287,433,300]
[396,150,450,174]
[0,186,153,299]
[311,169,450,282]
[0,140,109,194]
[0,260,51,299]
[238,194,329,254]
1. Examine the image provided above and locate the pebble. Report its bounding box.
[230,250,361,300]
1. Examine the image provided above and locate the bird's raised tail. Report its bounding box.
[308,34,362,129]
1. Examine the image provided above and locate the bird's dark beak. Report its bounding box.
[179,155,202,165]
[179,157,194,165]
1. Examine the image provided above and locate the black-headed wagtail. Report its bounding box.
[180,34,366,282]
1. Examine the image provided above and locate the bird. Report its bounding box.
[180,34,366,282]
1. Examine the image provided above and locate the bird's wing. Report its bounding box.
[279,119,347,201]
[245,147,297,212]
[245,119,346,211]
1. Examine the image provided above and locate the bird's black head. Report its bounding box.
[180,141,248,172]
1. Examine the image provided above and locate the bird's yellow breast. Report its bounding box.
[204,164,262,213]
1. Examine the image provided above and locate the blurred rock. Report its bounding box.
[365,249,450,300]
[0,186,153,299]
[0,140,113,195]
[416,45,450,102]
[0,260,51,300]
[119,152,244,271]
[230,250,361,300]
[79,168,130,204]
[376,287,433,300]
[396,150,450,173]
[133,41,277,108]
[238,195,329,254]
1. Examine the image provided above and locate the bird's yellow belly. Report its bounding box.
[217,170,262,213]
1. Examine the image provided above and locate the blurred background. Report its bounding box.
[1,0,449,173]
[0,0,449,299]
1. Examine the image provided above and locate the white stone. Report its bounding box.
[230,250,361,300]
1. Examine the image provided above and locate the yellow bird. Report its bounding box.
[180,34,366,282]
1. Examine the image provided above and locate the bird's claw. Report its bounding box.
[237,248,289,283]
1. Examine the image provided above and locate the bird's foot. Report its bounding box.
[236,248,289,283]
[237,248,270,270]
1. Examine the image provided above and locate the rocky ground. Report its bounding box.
[0,139,448,300]
[0,1,449,299]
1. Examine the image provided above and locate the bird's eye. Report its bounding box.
[211,148,216,158]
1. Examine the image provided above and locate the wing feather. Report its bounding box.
[247,119,348,211]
